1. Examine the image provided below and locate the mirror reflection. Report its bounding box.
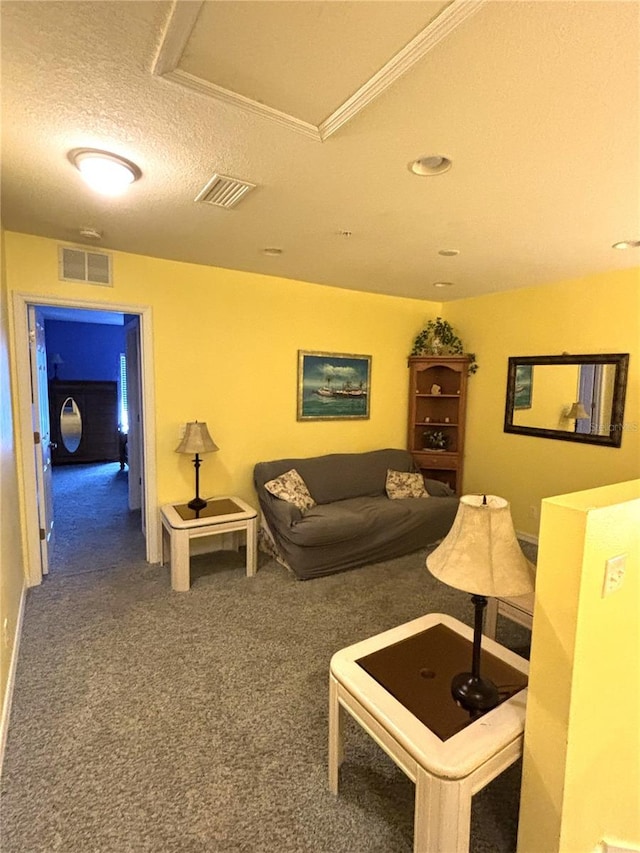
[504,354,629,447]
[60,396,82,453]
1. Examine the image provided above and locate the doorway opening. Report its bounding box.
[43,307,144,576]
[12,293,159,587]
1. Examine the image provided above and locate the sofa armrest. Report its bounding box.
[424,478,455,497]
[260,493,303,530]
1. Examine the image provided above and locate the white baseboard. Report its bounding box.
[516,530,539,546]
[0,585,26,777]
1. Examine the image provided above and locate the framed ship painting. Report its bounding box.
[297,351,371,420]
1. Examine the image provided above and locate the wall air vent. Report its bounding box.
[195,173,256,209]
[58,246,112,286]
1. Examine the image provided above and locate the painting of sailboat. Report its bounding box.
[298,351,371,420]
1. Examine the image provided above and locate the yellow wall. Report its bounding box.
[4,232,436,512]
[444,269,640,534]
[0,230,26,753]
[518,480,640,852]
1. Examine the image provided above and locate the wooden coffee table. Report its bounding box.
[161,496,257,591]
[329,612,528,853]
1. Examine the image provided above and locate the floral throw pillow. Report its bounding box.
[264,469,316,512]
[385,469,429,500]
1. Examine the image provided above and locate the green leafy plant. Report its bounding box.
[411,317,478,374]
[423,430,448,450]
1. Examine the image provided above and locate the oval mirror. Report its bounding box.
[60,396,82,453]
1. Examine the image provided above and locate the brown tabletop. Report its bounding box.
[173,498,244,522]
[357,622,528,741]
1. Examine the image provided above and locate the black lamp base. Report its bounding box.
[448,593,502,713]
[187,452,207,511]
[188,496,207,511]
[451,671,499,712]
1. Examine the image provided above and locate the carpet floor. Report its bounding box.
[1,464,533,853]
[48,461,145,576]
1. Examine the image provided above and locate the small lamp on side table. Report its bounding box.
[426,494,534,713]
[175,421,219,511]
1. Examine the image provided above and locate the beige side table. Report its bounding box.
[484,592,534,640]
[160,496,257,591]
[329,612,528,853]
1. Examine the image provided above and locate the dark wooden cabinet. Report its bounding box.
[49,380,119,464]
[407,356,470,494]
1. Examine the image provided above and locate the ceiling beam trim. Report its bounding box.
[152,0,204,78]
[319,0,487,140]
[161,69,322,140]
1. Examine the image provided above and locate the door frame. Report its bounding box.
[27,305,55,574]
[12,291,159,586]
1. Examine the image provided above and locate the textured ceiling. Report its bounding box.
[1,0,639,302]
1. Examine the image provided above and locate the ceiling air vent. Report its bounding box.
[58,246,112,286]
[195,173,256,209]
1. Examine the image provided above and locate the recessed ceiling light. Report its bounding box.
[433,281,455,288]
[438,248,460,257]
[69,148,141,196]
[409,155,452,176]
[612,239,640,250]
[263,247,283,256]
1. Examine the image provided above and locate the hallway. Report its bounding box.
[49,462,145,577]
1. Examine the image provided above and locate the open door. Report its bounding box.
[14,293,159,586]
[125,316,144,530]
[28,306,54,574]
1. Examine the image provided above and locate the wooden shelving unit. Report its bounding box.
[407,355,470,494]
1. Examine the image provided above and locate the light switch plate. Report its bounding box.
[602,554,626,597]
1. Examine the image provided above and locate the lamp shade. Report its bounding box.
[567,401,589,420]
[175,421,218,455]
[427,494,534,597]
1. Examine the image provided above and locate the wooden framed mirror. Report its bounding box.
[504,353,629,447]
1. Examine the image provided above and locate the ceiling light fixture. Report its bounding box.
[612,239,640,250]
[263,247,283,256]
[409,155,452,176]
[79,227,102,241]
[438,248,460,257]
[433,281,455,288]
[69,148,141,196]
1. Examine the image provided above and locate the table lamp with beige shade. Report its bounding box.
[427,494,535,712]
[175,421,218,511]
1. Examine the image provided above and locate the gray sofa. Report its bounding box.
[253,448,459,580]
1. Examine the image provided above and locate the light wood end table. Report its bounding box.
[161,496,257,591]
[329,612,528,853]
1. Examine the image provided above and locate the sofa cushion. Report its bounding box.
[385,469,429,499]
[264,469,316,512]
[285,496,411,547]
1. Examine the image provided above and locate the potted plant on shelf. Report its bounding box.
[423,430,448,451]
[411,317,478,374]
